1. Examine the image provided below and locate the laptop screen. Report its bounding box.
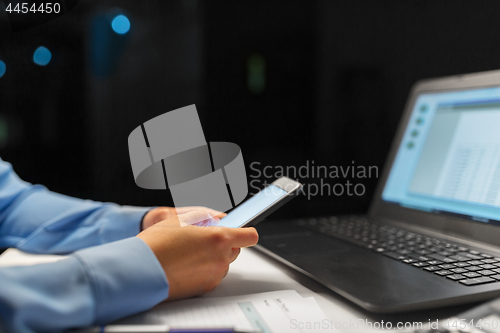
[382,86,500,226]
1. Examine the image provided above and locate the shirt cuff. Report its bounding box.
[71,237,169,324]
[99,206,151,243]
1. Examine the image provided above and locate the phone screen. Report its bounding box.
[218,184,288,228]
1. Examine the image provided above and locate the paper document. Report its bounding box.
[113,290,334,333]
[0,248,65,267]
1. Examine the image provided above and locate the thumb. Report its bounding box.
[178,210,213,227]
[225,227,259,248]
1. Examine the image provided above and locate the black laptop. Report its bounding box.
[256,69,500,313]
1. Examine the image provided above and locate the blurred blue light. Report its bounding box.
[33,46,52,66]
[0,61,5,78]
[111,15,130,34]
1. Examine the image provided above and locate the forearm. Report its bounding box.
[0,237,169,333]
[1,187,148,253]
[0,189,149,253]
[0,158,150,253]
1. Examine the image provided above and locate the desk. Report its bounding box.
[0,247,482,332]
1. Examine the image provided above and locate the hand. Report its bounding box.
[142,206,227,230]
[137,211,259,301]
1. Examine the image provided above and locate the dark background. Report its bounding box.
[0,0,498,219]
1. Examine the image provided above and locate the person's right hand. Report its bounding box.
[137,211,259,301]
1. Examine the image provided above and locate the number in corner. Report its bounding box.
[5,2,61,14]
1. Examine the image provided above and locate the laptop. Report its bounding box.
[255,69,500,313]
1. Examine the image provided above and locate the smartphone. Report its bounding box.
[218,177,302,228]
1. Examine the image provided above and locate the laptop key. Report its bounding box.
[439,264,455,269]
[468,260,483,265]
[458,252,483,260]
[382,252,406,260]
[449,255,470,262]
[428,254,447,261]
[491,275,500,280]
[460,277,496,286]
[442,258,457,263]
[429,254,456,263]
[424,266,440,272]
[466,254,484,260]
[466,266,483,271]
[454,262,470,267]
[451,268,468,274]
[403,259,419,264]
[427,260,443,265]
[435,270,453,276]
[479,264,497,269]
[494,268,500,274]
[481,258,498,264]
[478,270,496,276]
[407,253,430,261]
[463,272,482,278]
[412,262,429,268]
[447,274,466,281]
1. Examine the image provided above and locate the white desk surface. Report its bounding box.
[0,246,481,332]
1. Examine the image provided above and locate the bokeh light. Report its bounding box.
[111,15,130,34]
[33,46,52,66]
[0,60,5,78]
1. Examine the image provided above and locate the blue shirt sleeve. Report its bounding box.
[0,237,169,333]
[0,158,149,253]
[0,158,171,332]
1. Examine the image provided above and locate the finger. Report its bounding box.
[213,212,227,219]
[230,247,241,263]
[200,207,226,219]
[192,216,220,227]
[178,210,212,227]
[174,206,227,219]
[225,227,259,248]
[208,216,221,226]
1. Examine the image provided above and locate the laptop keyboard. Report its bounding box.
[295,215,500,287]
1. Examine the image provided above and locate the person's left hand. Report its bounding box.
[141,206,227,230]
